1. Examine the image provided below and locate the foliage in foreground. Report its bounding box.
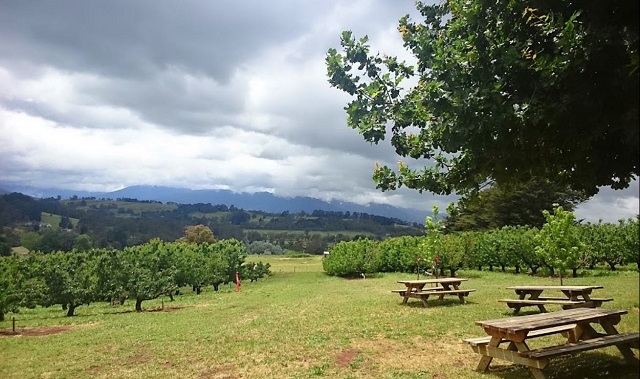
[327,0,638,197]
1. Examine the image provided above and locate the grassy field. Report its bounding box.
[1,256,638,379]
[64,200,178,215]
[243,229,375,237]
[40,212,79,230]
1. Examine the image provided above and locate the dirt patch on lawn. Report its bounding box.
[0,322,99,337]
[146,305,191,312]
[0,325,72,337]
[198,364,238,379]
[335,348,360,368]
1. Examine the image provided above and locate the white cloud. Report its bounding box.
[0,0,637,223]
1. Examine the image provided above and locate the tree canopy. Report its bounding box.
[326,0,638,197]
[445,179,587,231]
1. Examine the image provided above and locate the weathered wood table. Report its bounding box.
[499,285,612,314]
[393,277,475,307]
[464,308,639,379]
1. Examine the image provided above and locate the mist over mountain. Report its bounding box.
[0,184,429,224]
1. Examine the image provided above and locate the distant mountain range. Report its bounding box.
[0,184,430,224]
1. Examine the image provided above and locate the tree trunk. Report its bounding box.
[168,293,174,302]
[489,265,494,271]
[135,298,144,312]
[62,303,67,310]
[500,264,506,273]
[0,311,4,322]
[477,265,482,271]
[213,283,220,292]
[449,268,457,277]
[572,268,578,277]
[66,303,77,317]
[549,266,555,276]
[195,286,201,295]
[531,266,539,275]
[515,265,520,274]
[608,262,617,271]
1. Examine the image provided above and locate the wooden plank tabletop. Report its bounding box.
[506,285,603,291]
[398,278,468,285]
[476,308,627,334]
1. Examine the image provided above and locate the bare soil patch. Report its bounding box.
[198,364,237,379]
[0,325,72,337]
[335,348,360,367]
[1,322,99,338]
[146,305,190,312]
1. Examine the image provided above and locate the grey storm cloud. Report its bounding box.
[0,0,636,220]
[0,0,331,81]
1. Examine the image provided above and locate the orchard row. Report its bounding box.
[323,206,639,277]
[0,238,270,320]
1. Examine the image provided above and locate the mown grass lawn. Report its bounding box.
[1,256,638,379]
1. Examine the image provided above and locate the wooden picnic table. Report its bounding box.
[393,277,475,307]
[464,308,639,379]
[499,285,612,314]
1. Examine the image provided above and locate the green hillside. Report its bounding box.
[40,212,79,230]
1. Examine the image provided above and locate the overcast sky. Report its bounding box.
[0,0,637,223]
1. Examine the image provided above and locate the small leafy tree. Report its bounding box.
[94,248,129,305]
[535,205,587,283]
[621,218,640,270]
[323,239,380,277]
[73,234,93,252]
[206,244,230,292]
[0,255,48,321]
[508,226,544,275]
[422,206,444,274]
[178,224,216,244]
[40,251,98,316]
[377,236,423,273]
[0,257,19,321]
[122,239,177,311]
[439,233,471,277]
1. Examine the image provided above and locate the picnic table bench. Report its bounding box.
[464,308,639,379]
[393,278,475,307]
[499,285,612,314]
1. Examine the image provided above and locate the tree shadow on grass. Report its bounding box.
[403,298,476,308]
[482,351,638,379]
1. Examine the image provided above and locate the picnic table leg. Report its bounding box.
[438,284,452,300]
[574,323,600,341]
[514,341,547,379]
[537,304,547,313]
[420,294,430,307]
[476,336,501,372]
[599,320,638,363]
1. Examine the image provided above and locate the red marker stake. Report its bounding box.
[235,272,241,292]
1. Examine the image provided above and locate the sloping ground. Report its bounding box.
[0,259,637,379]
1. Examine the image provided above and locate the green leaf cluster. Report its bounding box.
[327,0,639,196]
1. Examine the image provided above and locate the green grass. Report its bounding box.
[64,200,178,215]
[40,212,79,230]
[1,258,638,379]
[243,229,374,237]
